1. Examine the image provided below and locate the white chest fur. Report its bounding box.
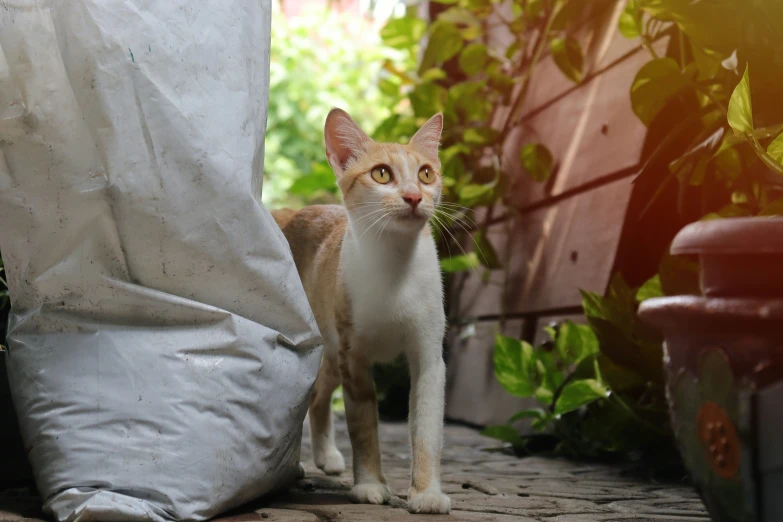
[341,227,445,362]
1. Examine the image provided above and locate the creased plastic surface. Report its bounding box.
[0,1,322,521]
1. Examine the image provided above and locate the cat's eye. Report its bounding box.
[418,165,435,184]
[370,165,392,184]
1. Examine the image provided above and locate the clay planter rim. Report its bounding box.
[638,295,783,335]
[671,216,783,255]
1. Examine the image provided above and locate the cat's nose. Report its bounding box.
[402,192,422,209]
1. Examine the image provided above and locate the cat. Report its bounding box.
[272,108,450,514]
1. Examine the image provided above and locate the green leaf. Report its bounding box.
[520,143,554,182]
[487,62,515,93]
[378,77,401,98]
[618,0,642,39]
[372,114,419,143]
[669,127,724,187]
[508,408,547,423]
[534,385,554,404]
[550,37,583,84]
[289,162,337,196]
[690,41,721,81]
[767,131,783,164]
[636,275,663,302]
[493,334,536,397]
[658,252,700,297]
[554,379,610,415]
[459,181,494,207]
[526,0,543,18]
[380,16,427,50]
[551,0,587,31]
[555,321,598,365]
[436,7,482,40]
[630,58,688,126]
[431,0,460,4]
[419,20,464,73]
[420,67,447,83]
[481,425,523,446]
[597,353,646,392]
[608,273,636,307]
[459,43,488,76]
[727,65,753,136]
[440,252,480,273]
[463,127,498,145]
[410,83,447,118]
[506,40,522,60]
[447,80,490,121]
[473,231,502,269]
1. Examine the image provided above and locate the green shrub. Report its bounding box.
[262,5,413,207]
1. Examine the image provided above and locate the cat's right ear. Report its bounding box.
[324,108,372,176]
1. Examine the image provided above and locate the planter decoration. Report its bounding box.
[639,217,783,522]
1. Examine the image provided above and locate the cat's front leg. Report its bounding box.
[338,340,391,505]
[407,345,450,514]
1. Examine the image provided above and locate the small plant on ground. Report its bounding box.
[483,268,698,474]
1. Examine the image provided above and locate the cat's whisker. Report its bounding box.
[356,211,392,241]
[432,209,491,269]
[376,215,394,243]
[437,202,488,218]
[435,210,483,230]
[434,208,480,230]
[429,215,455,261]
[431,213,481,279]
[347,202,386,210]
[447,213,491,268]
[350,208,390,227]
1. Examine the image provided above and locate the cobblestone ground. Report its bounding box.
[1,417,709,522]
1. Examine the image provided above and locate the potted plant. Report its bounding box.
[639,216,783,522]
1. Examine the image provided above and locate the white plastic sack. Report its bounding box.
[0,1,322,521]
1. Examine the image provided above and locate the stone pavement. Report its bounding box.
[0,417,710,521]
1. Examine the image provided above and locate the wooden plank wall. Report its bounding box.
[445,0,667,427]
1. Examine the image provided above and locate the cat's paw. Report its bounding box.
[350,482,391,505]
[314,447,345,476]
[295,461,306,479]
[407,489,451,514]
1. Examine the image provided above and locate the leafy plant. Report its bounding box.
[624,0,783,220]
[483,273,684,469]
[262,4,412,207]
[376,0,596,276]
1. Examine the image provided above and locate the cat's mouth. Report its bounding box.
[397,209,428,222]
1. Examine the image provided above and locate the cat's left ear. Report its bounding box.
[409,113,443,161]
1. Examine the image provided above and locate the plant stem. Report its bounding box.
[677,29,686,70]
[499,5,558,141]
[642,17,660,59]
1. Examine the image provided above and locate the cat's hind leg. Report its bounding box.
[309,353,346,475]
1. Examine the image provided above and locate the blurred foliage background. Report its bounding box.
[262,1,414,207]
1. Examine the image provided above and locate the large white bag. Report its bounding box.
[0,1,322,521]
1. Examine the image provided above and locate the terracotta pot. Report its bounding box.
[639,217,783,522]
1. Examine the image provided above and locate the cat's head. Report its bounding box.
[324,108,443,235]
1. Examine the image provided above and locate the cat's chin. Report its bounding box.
[391,212,429,232]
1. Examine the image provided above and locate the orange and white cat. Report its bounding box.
[272,108,450,514]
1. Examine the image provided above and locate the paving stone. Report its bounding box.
[0,417,709,522]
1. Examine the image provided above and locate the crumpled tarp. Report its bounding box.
[0,1,322,521]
